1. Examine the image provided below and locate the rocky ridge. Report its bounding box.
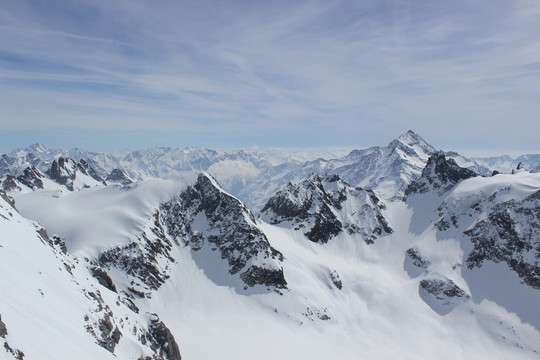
[0,190,181,359]
[404,152,478,197]
[160,173,287,291]
[260,174,392,244]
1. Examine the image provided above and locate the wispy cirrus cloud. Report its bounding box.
[0,0,539,152]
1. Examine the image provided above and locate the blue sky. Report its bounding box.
[1,0,539,155]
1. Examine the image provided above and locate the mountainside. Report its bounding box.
[1,130,497,211]
[405,152,478,197]
[2,133,540,360]
[260,174,392,244]
[159,173,287,292]
[1,145,350,198]
[238,130,491,211]
[405,154,540,329]
[0,191,182,360]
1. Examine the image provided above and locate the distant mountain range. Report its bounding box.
[1,131,539,360]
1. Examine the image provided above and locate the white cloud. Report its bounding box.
[0,0,539,151]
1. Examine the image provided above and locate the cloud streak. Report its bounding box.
[0,0,539,152]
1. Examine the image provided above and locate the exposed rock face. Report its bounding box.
[260,174,392,244]
[405,152,478,197]
[16,166,44,190]
[238,130,438,209]
[47,157,78,190]
[98,211,176,292]
[147,315,182,360]
[0,190,16,210]
[106,168,133,186]
[330,270,342,290]
[1,191,183,359]
[44,157,104,190]
[404,248,431,278]
[3,342,25,360]
[464,190,540,290]
[78,159,106,184]
[83,290,122,353]
[0,313,7,338]
[0,175,21,192]
[419,278,469,315]
[90,267,117,293]
[0,166,45,192]
[160,173,287,290]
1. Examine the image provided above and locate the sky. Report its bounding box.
[0,0,539,155]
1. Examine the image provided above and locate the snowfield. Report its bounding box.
[1,132,540,360]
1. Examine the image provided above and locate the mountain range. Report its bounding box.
[1,131,539,360]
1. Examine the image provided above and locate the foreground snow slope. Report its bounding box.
[4,169,540,359]
[0,192,182,360]
[11,178,192,258]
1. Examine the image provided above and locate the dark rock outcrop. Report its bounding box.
[419,278,469,310]
[47,157,78,190]
[330,270,342,290]
[90,267,117,293]
[465,190,540,290]
[161,173,287,290]
[405,152,477,197]
[16,166,44,190]
[260,174,392,244]
[419,278,469,315]
[1,175,21,192]
[420,278,468,301]
[45,157,104,190]
[0,313,7,338]
[83,290,122,353]
[3,341,25,360]
[78,159,106,184]
[98,212,175,292]
[106,168,133,186]
[404,248,431,278]
[0,190,16,209]
[147,315,182,360]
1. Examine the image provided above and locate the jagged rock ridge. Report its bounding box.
[260,174,392,244]
[465,190,540,289]
[160,173,287,290]
[405,152,478,197]
[98,211,177,293]
[0,190,182,359]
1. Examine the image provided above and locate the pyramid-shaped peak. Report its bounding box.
[395,130,436,153]
[398,130,424,144]
[27,143,49,153]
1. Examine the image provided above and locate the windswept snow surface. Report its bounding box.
[0,193,182,360]
[2,134,540,360]
[438,172,540,330]
[5,174,540,359]
[142,200,540,360]
[11,178,193,258]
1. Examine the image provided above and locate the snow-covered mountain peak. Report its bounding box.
[3,135,540,359]
[389,130,436,161]
[160,172,288,292]
[26,143,49,154]
[397,130,436,152]
[260,173,392,244]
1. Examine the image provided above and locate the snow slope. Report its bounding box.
[0,191,182,360]
[4,169,540,359]
[2,134,540,360]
